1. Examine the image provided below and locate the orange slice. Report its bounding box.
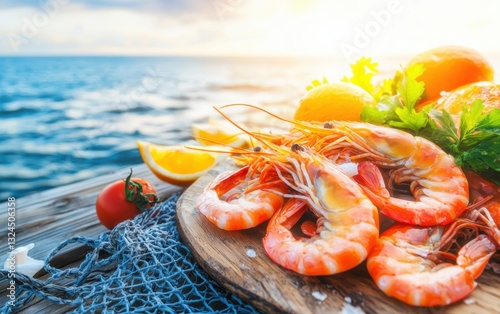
[191,119,248,147]
[137,141,224,186]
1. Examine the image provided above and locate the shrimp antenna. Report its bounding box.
[219,103,333,135]
[220,103,292,124]
[190,133,244,148]
[212,105,278,150]
[184,141,279,156]
[214,104,298,158]
[186,131,273,156]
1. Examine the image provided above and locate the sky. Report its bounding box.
[1,0,500,61]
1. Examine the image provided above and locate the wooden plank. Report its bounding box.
[0,164,181,259]
[176,163,500,314]
[0,163,183,311]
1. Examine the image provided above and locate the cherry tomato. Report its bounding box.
[96,170,158,230]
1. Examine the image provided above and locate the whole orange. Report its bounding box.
[407,46,494,103]
[293,82,376,122]
[435,81,500,114]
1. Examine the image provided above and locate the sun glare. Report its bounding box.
[1,0,500,57]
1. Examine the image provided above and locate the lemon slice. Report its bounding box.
[137,141,224,186]
[192,118,249,147]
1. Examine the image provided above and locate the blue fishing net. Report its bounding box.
[1,193,260,313]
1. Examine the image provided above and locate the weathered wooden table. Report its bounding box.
[0,164,183,313]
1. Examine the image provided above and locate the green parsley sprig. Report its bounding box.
[352,60,500,183]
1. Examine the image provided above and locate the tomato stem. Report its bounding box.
[124,169,158,211]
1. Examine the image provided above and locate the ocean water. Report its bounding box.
[3,55,386,202]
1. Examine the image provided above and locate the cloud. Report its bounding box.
[1,0,500,57]
[0,0,218,55]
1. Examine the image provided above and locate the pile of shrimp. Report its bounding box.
[195,104,500,307]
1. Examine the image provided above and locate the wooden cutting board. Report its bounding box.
[176,162,500,314]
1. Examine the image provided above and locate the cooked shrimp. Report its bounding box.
[314,122,469,226]
[262,148,379,276]
[196,165,288,230]
[219,104,470,226]
[367,223,497,306]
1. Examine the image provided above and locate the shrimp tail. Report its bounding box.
[353,161,391,199]
[267,198,309,231]
[458,234,497,279]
